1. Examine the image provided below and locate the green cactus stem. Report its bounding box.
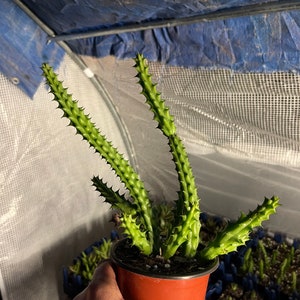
[241,247,252,273]
[258,239,270,269]
[271,248,279,265]
[292,271,297,292]
[41,63,153,255]
[91,176,137,215]
[70,239,111,283]
[199,196,280,261]
[258,259,265,280]
[277,257,288,285]
[42,56,280,263]
[135,54,201,258]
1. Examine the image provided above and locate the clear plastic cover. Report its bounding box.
[82,55,300,239]
[0,55,131,299]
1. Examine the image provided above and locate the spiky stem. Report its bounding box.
[91,176,136,215]
[199,196,280,261]
[42,57,280,262]
[135,54,201,258]
[42,63,153,255]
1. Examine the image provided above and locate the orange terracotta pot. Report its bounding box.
[111,239,219,300]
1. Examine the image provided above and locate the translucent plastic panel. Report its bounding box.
[0,55,132,299]
[149,64,300,166]
[82,55,300,240]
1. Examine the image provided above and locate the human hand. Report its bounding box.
[73,260,124,300]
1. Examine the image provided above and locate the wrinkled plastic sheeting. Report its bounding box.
[21,0,300,72]
[0,54,130,299]
[21,0,265,31]
[67,12,300,72]
[0,0,64,98]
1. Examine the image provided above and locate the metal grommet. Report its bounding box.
[11,77,20,85]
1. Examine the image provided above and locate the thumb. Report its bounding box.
[74,260,124,300]
[90,260,118,285]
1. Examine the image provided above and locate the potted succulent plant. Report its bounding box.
[42,54,279,300]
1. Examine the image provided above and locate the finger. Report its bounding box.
[90,260,117,285]
[73,260,124,300]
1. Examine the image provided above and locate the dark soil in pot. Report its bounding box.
[111,238,218,278]
[63,214,300,299]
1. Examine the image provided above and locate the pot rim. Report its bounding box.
[110,238,219,280]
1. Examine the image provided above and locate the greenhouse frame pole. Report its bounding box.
[43,0,300,42]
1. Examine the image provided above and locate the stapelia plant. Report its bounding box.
[41,54,279,262]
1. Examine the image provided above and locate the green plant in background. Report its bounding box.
[41,53,280,263]
[70,239,111,283]
[240,236,300,295]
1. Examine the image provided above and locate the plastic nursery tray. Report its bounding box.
[63,215,300,300]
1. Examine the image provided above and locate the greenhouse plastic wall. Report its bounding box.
[83,55,300,237]
[1,1,300,299]
[0,4,132,298]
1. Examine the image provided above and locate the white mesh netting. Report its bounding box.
[149,64,300,166]
[0,55,132,299]
[82,55,300,239]
[1,52,300,299]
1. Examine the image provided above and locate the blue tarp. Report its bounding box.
[20,0,300,71]
[2,1,300,97]
[65,13,300,72]
[0,0,64,98]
